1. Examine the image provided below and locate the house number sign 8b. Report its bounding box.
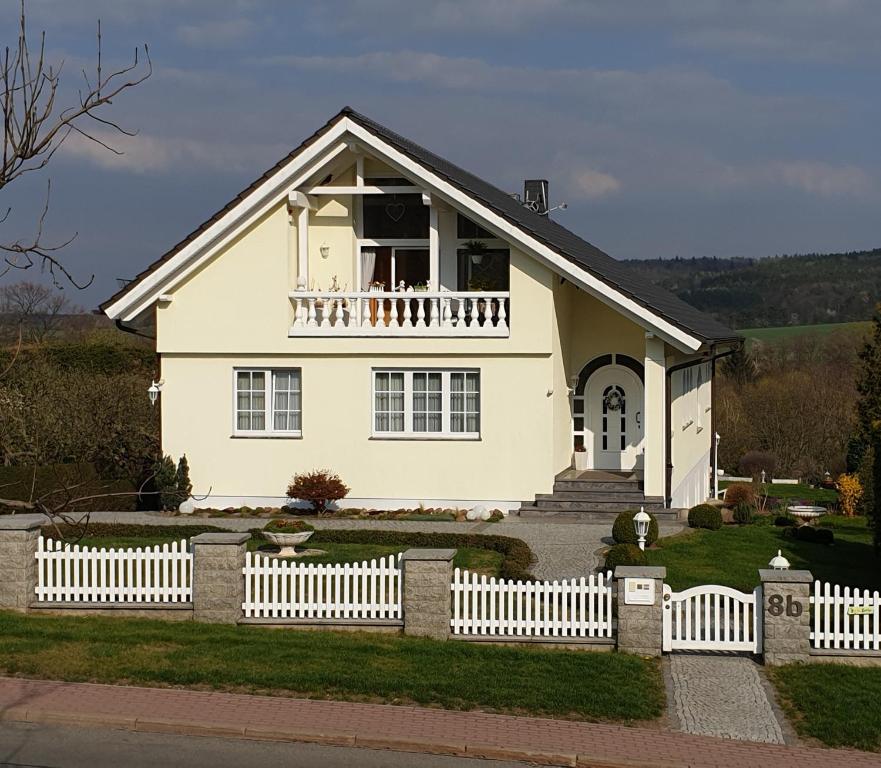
[768,593,803,617]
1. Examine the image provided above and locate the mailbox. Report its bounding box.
[624,578,655,605]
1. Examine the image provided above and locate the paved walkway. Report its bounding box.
[84,512,685,580]
[1,677,878,768]
[669,654,786,744]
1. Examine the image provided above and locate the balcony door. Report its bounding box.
[371,247,430,291]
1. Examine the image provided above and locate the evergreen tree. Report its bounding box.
[856,305,881,440]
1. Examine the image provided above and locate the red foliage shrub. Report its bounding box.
[286,469,349,514]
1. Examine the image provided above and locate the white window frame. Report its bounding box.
[371,368,480,439]
[232,367,302,438]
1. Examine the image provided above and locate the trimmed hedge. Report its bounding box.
[604,543,647,569]
[612,510,659,547]
[41,523,227,540]
[783,525,835,545]
[687,504,722,530]
[307,529,535,582]
[775,515,798,527]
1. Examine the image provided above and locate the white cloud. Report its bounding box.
[176,18,255,47]
[60,130,287,175]
[775,161,873,198]
[570,168,622,200]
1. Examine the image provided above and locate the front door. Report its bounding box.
[585,366,644,471]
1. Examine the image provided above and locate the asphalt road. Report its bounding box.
[0,721,535,768]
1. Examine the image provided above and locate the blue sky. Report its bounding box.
[2,1,879,308]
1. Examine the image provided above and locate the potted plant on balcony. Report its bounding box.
[574,445,589,471]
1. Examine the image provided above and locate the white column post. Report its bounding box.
[713,432,721,499]
[643,334,667,500]
[424,193,439,290]
[297,205,309,291]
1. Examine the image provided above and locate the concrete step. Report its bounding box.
[516,506,679,521]
[538,491,648,503]
[531,500,668,513]
[552,480,642,492]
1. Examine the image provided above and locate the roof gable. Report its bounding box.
[102,107,738,350]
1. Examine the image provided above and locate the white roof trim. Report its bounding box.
[105,115,702,350]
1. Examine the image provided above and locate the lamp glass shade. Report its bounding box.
[633,510,651,537]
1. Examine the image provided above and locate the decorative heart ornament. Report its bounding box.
[385,201,406,222]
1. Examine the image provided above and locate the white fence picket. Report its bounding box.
[34,536,192,604]
[449,570,614,638]
[811,580,881,650]
[241,553,402,620]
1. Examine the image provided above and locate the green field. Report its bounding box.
[738,321,871,343]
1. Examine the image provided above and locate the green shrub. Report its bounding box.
[308,529,535,582]
[264,519,314,533]
[775,515,797,527]
[814,527,835,545]
[783,525,834,545]
[604,543,647,570]
[724,482,755,507]
[687,504,722,530]
[612,510,659,546]
[733,503,754,525]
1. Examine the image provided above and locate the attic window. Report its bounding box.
[363,190,428,239]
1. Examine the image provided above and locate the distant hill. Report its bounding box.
[622,248,881,329]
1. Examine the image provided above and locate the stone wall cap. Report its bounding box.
[401,548,456,562]
[190,532,250,545]
[614,565,666,579]
[0,514,44,531]
[759,568,813,584]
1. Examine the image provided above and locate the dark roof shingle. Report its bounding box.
[103,106,739,345]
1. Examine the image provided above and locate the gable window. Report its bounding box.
[457,213,494,239]
[373,369,480,438]
[235,368,301,436]
[363,178,428,239]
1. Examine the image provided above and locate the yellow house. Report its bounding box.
[102,108,740,516]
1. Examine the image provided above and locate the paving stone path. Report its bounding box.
[85,512,684,580]
[669,654,786,744]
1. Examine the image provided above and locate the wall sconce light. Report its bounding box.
[147,379,164,406]
[320,243,330,259]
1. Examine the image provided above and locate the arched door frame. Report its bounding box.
[572,354,645,471]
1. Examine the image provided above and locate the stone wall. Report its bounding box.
[0,516,41,612]
[759,569,812,666]
[191,533,249,624]
[401,549,455,640]
[614,565,666,657]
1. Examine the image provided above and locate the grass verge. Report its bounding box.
[770,664,881,751]
[0,611,664,723]
[646,516,877,592]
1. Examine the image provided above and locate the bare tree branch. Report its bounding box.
[1,1,151,287]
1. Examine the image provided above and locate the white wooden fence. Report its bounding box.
[450,570,614,638]
[35,536,193,603]
[242,552,402,620]
[811,581,881,650]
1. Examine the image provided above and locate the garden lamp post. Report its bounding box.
[633,508,651,551]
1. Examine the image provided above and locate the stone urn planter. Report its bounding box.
[263,530,314,557]
[574,449,589,472]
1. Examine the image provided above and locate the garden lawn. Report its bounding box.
[770,665,881,751]
[0,611,664,723]
[646,517,878,592]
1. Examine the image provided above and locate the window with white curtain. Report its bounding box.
[373,369,480,438]
[234,368,301,436]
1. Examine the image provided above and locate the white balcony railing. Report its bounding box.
[288,290,510,337]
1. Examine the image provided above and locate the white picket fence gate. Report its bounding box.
[450,570,614,638]
[811,581,881,650]
[662,584,762,653]
[35,536,193,603]
[242,552,402,620]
